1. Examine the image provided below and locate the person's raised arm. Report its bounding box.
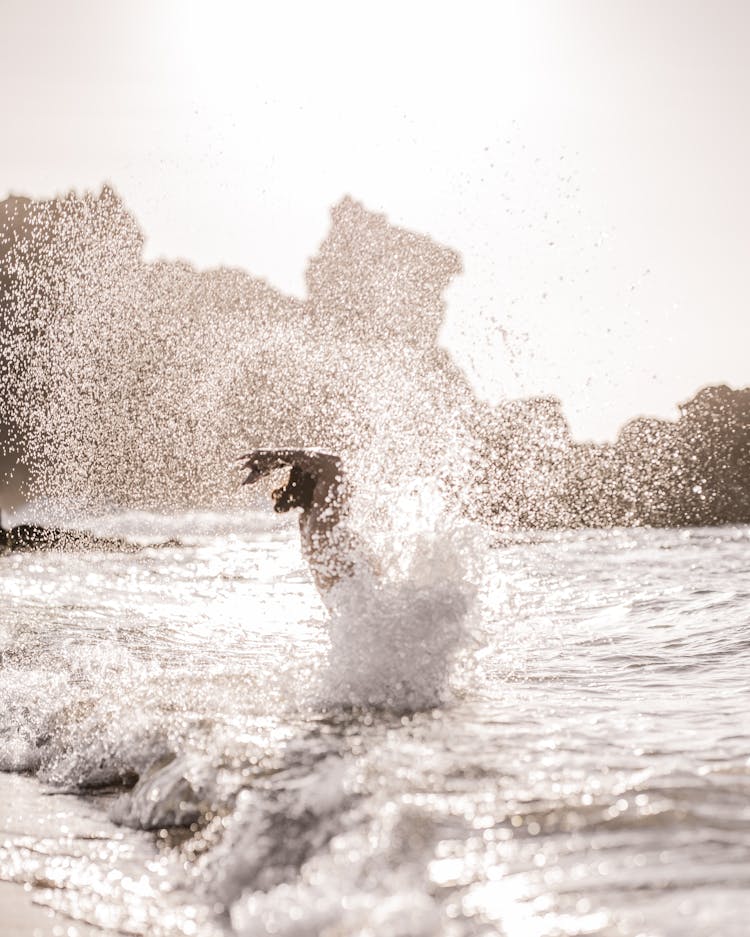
[240,448,344,497]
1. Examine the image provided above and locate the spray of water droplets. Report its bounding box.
[2,186,748,530]
[0,189,483,525]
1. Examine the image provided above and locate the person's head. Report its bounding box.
[272,465,316,513]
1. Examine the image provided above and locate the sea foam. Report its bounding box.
[314,482,485,711]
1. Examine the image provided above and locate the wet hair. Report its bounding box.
[272,465,316,513]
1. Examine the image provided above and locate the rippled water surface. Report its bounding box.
[0,513,748,936]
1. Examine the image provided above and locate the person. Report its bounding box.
[239,448,368,592]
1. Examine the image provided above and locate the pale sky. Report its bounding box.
[2,0,749,440]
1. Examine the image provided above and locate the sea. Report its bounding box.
[0,508,748,937]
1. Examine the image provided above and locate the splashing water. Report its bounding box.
[0,190,476,518]
[0,499,749,937]
[318,482,485,710]
[0,187,488,718]
[1,191,749,937]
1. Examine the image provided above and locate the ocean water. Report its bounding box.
[0,511,748,937]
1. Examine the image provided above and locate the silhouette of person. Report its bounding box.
[240,449,368,592]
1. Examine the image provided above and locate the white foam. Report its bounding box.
[315,484,486,710]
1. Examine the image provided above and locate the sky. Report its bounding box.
[2,0,749,440]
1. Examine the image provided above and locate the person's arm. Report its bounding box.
[239,448,344,504]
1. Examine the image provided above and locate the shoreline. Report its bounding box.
[0,772,110,937]
[0,880,59,937]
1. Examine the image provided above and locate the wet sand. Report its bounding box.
[0,880,58,937]
[0,773,108,936]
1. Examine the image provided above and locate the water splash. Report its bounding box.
[0,190,476,520]
[316,482,486,711]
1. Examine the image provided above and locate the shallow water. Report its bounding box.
[0,512,748,936]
